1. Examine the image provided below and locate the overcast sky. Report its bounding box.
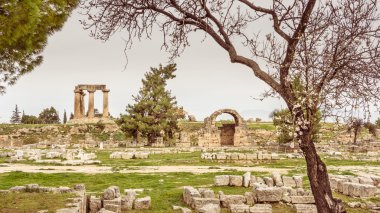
[0,9,287,123]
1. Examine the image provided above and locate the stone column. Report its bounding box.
[74,89,82,119]
[102,89,110,118]
[80,92,86,117]
[87,90,95,118]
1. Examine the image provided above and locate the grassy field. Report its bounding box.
[0,192,75,212]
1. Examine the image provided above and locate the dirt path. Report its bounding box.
[0,164,289,174]
[0,164,379,176]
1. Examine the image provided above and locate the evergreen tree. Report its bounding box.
[63,110,67,124]
[10,105,21,124]
[117,64,185,145]
[38,107,60,124]
[0,0,78,94]
[21,115,40,124]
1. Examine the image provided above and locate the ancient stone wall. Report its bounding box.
[198,109,250,147]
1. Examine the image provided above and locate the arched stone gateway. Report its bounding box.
[198,109,250,147]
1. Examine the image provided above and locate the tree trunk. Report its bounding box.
[299,129,346,213]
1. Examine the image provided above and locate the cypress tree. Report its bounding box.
[118,64,185,145]
[10,105,21,124]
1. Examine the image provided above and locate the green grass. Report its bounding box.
[0,171,308,212]
[0,192,75,212]
[246,122,276,131]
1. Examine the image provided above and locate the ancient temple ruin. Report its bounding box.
[198,109,250,147]
[69,84,112,123]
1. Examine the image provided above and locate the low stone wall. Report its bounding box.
[201,151,304,161]
[182,171,318,213]
[89,186,151,212]
[110,151,149,159]
[330,175,380,198]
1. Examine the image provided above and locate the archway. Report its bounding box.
[199,109,248,147]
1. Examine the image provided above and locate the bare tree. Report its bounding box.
[81,0,380,212]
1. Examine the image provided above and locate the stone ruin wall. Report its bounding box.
[197,109,250,147]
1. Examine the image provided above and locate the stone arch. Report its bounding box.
[198,109,250,147]
[206,109,246,128]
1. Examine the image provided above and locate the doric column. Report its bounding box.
[102,89,110,118]
[74,89,82,119]
[87,89,95,118]
[80,92,86,117]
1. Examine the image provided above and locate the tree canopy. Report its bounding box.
[117,64,185,145]
[0,0,78,94]
[38,107,60,124]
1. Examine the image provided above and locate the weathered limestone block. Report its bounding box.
[9,186,26,192]
[183,186,201,206]
[220,194,246,208]
[134,152,149,159]
[89,196,102,213]
[293,176,303,188]
[56,208,79,213]
[230,204,250,213]
[231,153,239,160]
[249,176,257,187]
[358,177,374,185]
[257,151,263,160]
[348,176,359,183]
[104,204,121,213]
[290,196,315,204]
[230,175,243,187]
[243,172,251,187]
[133,196,151,210]
[371,176,380,186]
[199,188,215,198]
[341,182,377,197]
[191,197,220,210]
[255,187,283,202]
[26,184,40,193]
[197,203,221,213]
[282,176,296,188]
[214,175,230,186]
[103,197,121,207]
[216,153,227,160]
[172,205,192,213]
[103,186,120,200]
[245,192,255,206]
[238,153,247,160]
[262,153,271,160]
[97,208,116,213]
[263,177,274,187]
[271,153,279,160]
[293,204,317,213]
[271,172,283,187]
[246,153,257,160]
[296,188,305,196]
[58,187,72,194]
[249,204,272,213]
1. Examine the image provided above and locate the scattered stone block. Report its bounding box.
[214,175,230,186]
[243,172,251,187]
[245,192,255,206]
[271,172,283,187]
[271,153,279,160]
[358,177,374,185]
[26,184,39,193]
[220,194,246,208]
[134,196,151,210]
[230,175,243,187]
[104,204,121,213]
[198,203,221,213]
[255,187,283,202]
[191,197,220,211]
[246,153,257,160]
[103,186,120,200]
[89,196,102,213]
[183,186,201,205]
[230,204,250,213]
[293,176,303,188]
[293,204,317,213]
[173,205,192,213]
[263,177,274,187]
[9,186,26,192]
[249,204,272,213]
[290,196,315,204]
[282,176,296,188]
[199,188,214,198]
